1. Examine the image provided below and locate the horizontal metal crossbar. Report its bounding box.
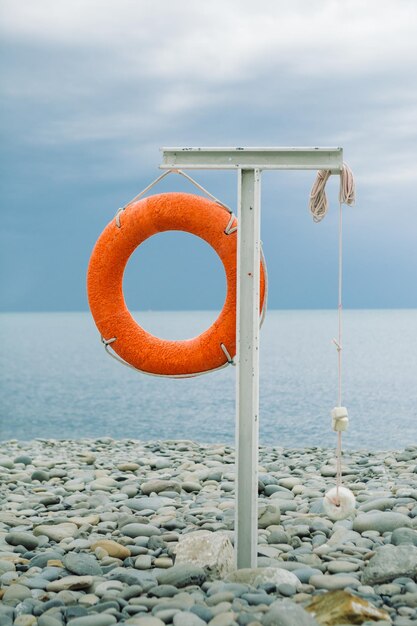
[160,147,343,172]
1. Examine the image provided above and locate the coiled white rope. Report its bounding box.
[310,163,357,519]
[309,163,355,223]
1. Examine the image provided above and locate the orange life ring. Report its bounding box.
[87,192,267,377]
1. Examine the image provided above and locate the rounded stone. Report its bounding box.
[38,616,62,626]
[309,574,360,590]
[173,612,207,626]
[67,616,117,626]
[122,523,161,538]
[277,583,297,596]
[126,497,173,512]
[0,560,15,574]
[95,580,124,596]
[90,539,131,559]
[292,567,322,584]
[2,583,32,605]
[0,457,14,468]
[125,618,165,626]
[5,531,39,550]
[31,469,49,482]
[63,553,102,576]
[13,616,38,626]
[135,555,152,570]
[46,575,93,591]
[156,564,207,588]
[207,612,237,626]
[33,522,77,542]
[353,512,411,534]
[326,560,360,574]
[391,527,417,546]
[141,480,181,495]
[148,584,178,598]
[14,455,32,465]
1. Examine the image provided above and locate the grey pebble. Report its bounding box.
[2,583,32,605]
[190,605,214,622]
[242,592,274,606]
[24,575,50,589]
[14,455,32,465]
[292,568,322,584]
[391,527,417,546]
[31,469,50,482]
[126,497,173,512]
[157,564,207,588]
[6,531,39,550]
[30,551,63,568]
[66,616,117,626]
[277,584,297,597]
[309,574,360,590]
[64,553,102,576]
[149,584,179,598]
[173,612,207,626]
[353,512,411,534]
[122,523,161,538]
[262,599,319,626]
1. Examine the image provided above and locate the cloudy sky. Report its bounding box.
[1,0,417,311]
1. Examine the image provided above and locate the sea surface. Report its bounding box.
[0,310,416,449]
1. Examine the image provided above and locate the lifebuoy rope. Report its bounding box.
[115,169,233,229]
[101,335,235,378]
[309,163,356,505]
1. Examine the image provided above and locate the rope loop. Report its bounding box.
[113,168,233,228]
[115,208,125,228]
[101,336,116,346]
[221,343,235,365]
[224,213,238,235]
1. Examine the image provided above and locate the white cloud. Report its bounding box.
[1,0,417,193]
[2,0,417,81]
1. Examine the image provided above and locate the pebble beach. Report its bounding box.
[1,439,417,626]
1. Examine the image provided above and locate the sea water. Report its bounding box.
[1,310,416,449]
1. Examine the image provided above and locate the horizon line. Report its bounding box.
[1,307,417,314]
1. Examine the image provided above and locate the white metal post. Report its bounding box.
[159,147,344,569]
[236,168,261,568]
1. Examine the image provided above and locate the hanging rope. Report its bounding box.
[101,335,235,378]
[309,163,355,223]
[310,163,356,513]
[334,197,344,501]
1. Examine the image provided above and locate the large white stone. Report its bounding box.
[174,530,234,579]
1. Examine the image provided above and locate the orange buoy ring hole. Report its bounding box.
[87,192,267,377]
